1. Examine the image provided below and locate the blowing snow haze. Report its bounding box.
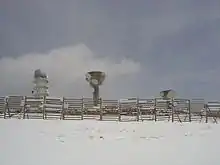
[0,0,220,99]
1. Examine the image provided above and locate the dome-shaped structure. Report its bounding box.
[160,89,176,99]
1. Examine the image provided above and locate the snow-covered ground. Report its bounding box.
[0,119,219,165]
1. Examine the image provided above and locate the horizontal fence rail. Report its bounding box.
[0,95,220,123]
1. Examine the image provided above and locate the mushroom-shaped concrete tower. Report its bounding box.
[85,71,106,106]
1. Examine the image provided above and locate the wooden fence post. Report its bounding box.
[118,100,121,122]
[22,96,26,119]
[188,99,191,122]
[205,104,208,123]
[154,98,157,122]
[99,98,103,121]
[81,97,84,120]
[136,97,140,121]
[42,96,46,119]
[61,97,65,120]
[171,98,174,123]
[3,97,7,119]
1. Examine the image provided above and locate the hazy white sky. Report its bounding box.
[0,0,220,99]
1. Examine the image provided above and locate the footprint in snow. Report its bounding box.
[140,136,163,140]
[88,135,104,140]
[184,132,192,137]
[56,134,65,143]
[39,131,46,136]
[115,137,125,140]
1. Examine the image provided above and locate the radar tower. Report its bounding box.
[32,69,49,97]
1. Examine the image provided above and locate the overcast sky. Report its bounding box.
[1,0,220,100]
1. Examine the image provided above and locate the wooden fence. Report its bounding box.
[0,95,219,123]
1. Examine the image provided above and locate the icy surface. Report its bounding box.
[0,119,219,165]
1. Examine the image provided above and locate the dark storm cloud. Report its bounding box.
[0,0,220,99]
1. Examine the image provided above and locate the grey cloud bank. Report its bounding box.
[0,0,220,100]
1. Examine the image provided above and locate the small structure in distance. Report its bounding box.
[85,71,106,106]
[32,69,49,97]
[160,89,176,100]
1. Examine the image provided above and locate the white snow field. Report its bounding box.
[0,120,219,165]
